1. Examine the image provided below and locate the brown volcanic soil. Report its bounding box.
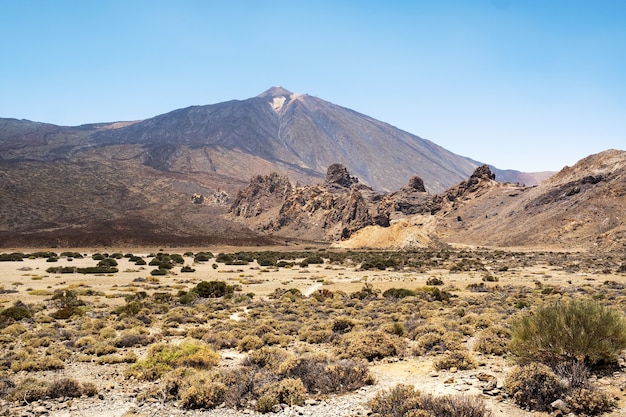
[0,248,625,416]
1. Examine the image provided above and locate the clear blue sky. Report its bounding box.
[1,0,624,172]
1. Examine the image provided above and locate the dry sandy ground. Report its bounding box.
[1,247,625,417]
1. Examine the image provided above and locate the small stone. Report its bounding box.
[551,399,571,413]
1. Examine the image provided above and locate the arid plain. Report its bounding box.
[0,246,625,417]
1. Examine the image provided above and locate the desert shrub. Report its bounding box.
[99,326,117,339]
[419,393,492,417]
[504,362,564,411]
[426,276,444,286]
[433,350,476,371]
[332,317,355,334]
[194,252,213,262]
[257,378,306,411]
[92,253,106,260]
[416,286,451,302]
[368,384,422,417]
[481,274,499,282]
[77,266,118,274]
[316,359,374,393]
[383,288,416,299]
[340,330,402,361]
[50,306,84,319]
[181,266,195,273]
[7,377,49,402]
[11,352,65,372]
[0,252,25,261]
[244,347,293,373]
[278,353,374,394]
[194,281,236,298]
[474,326,510,355]
[175,345,220,369]
[298,325,333,344]
[509,299,626,367]
[215,253,234,263]
[257,255,277,267]
[126,340,219,381]
[565,387,616,415]
[114,330,154,347]
[0,301,32,322]
[47,378,82,398]
[256,394,279,413]
[237,335,265,352]
[46,266,76,273]
[1,323,27,336]
[415,332,460,355]
[150,268,167,276]
[350,284,379,300]
[178,371,227,409]
[97,258,118,267]
[303,255,324,265]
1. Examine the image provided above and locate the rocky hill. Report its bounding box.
[231,150,626,252]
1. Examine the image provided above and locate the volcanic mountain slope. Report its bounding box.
[0,87,543,194]
[86,86,487,192]
[231,150,626,251]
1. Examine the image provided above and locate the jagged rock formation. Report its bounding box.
[230,164,388,240]
[231,151,626,252]
[230,173,293,218]
[231,163,500,241]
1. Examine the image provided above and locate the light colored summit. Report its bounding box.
[257,86,294,98]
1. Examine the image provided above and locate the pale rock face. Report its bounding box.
[271,96,286,112]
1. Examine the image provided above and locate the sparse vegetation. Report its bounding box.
[509,299,626,367]
[0,248,624,416]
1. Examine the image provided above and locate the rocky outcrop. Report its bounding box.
[325,163,360,189]
[230,164,387,240]
[271,164,385,240]
[441,164,497,202]
[230,164,502,241]
[229,173,293,218]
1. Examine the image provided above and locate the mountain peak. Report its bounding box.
[257,86,294,98]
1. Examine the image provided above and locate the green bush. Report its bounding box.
[0,301,32,322]
[77,266,118,274]
[383,288,416,299]
[194,281,236,298]
[509,299,626,367]
[125,340,219,381]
